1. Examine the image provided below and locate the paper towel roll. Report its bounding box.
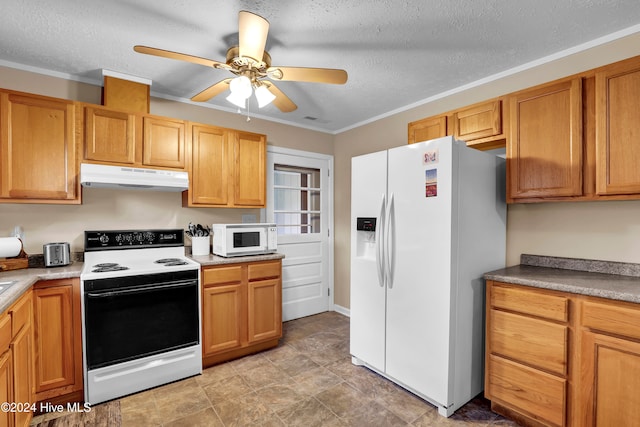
[0,237,23,258]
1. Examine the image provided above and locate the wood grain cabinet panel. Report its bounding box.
[188,124,229,206]
[0,349,12,427]
[489,309,567,376]
[185,124,266,208]
[408,116,448,145]
[0,90,79,203]
[84,106,136,164]
[453,99,502,142]
[595,55,640,195]
[32,279,83,403]
[201,260,282,367]
[488,355,566,427]
[491,283,569,322]
[507,78,583,201]
[142,116,185,169]
[232,131,266,207]
[202,284,244,355]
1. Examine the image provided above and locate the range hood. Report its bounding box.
[80,163,188,192]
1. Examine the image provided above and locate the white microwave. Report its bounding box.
[212,223,277,257]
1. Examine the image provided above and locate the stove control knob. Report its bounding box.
[144,232,156,242]
[135,232,144,243]
[99,234,109,244]
[115,234,123,243]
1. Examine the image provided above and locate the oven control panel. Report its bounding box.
[85,229,184,251]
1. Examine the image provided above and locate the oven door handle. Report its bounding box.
[85,280,197,298]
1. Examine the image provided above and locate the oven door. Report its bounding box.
[83,270,199,370]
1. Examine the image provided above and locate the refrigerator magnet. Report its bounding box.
[425,168,438,197]
[423,149,439,165]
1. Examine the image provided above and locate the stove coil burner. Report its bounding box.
[155,258,189,266]
[91,263,130,273]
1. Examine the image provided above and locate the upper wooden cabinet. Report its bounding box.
[408,98,506,150]
[184,123,266,208]
[452,99,504,145]
[595,55,640,195]
[507,78,583,201]
[83,104,186,171]
[0,90,80,204]
[408,115,448,145]
[84,106,136,164]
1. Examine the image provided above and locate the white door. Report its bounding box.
[266,147,333,321]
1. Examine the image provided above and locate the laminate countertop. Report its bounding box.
[485,254,640,304]
[0,252,285,313]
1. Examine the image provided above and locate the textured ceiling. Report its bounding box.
[1,1,640,133]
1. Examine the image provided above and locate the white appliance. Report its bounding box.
[80,163,189,192]
[212,223,277,257]
[80,229,201,404]
[350,136,506,417]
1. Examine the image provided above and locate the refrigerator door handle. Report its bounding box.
[375,193,386,287]
[386,192,395,288]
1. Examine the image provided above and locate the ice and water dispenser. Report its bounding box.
[355,217,377,259]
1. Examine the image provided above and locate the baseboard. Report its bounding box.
[333,304,350,317]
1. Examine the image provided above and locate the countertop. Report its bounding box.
[485,254,640,303]
[0,252,285,313]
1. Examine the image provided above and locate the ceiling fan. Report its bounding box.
[134,10,348,112]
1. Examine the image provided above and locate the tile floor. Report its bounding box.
[31,311,520,426]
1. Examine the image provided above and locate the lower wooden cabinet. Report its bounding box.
[0,290,34,427]
[32,279,83,404]
[486,281,570,427]
[486,280,640,427]
[201,260,282,367]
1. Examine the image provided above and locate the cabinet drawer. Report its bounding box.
[248,261,281,281]
[0,314,10,350]
[487,355,566,427]
[10,291,31,337]
[202,266,242,286]
[491,283,568,322]
[490,309,568,375]
[582,299,640,341]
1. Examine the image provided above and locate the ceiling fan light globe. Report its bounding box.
[226,91,247,109]
[229,76,252,99]
[255,85,276,108]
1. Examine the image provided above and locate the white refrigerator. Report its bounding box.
[350,136,506,417]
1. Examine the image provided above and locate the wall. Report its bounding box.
[333,31,640,310]
[0,65,334,254]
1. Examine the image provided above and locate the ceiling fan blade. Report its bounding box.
[134,45,229,69]
[267,66,348,84]
[263,82,297,112]
[238,11,269,62]
[191,79,232,102]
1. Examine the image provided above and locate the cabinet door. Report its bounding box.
[507,78,583,200]
[84,106,137,164]
[9,291,32,427]
[580,331,640,426]
[0,350,12,427]
[142,116,185,169]
[202,284,244,355]
[33,281,79,397]
[453,99,502,142]
[408,116,448,144]
[595,56,640,195]
[11,326,31,427]
[189,124,229,206]
[0,91,78,202]
[247,278,282,344]
[232,131,266,207]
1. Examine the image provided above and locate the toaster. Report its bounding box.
[43,242,71,267]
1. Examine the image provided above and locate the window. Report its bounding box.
[273,165,321,235]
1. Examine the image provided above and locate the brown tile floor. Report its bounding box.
[31,311,520,426]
